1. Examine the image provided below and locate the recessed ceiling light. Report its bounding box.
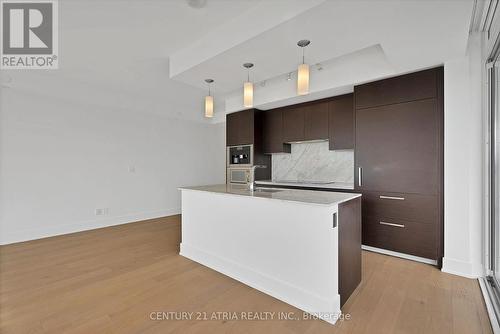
[1,74,12,88]
[187,0,207,9]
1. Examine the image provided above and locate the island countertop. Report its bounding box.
[255,180,354,190]
[179,184,361,207]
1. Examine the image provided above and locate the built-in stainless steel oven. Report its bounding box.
[227,145,253,167]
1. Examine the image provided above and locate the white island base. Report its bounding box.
[179,185,361,325]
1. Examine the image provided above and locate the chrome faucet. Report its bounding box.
[248,165,267,191]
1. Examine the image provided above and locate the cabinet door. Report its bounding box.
[226,110,254,146]
[226,112,239,146]
[355,99,438,195]
[329,94,354,150]
[355,68,438,109]
[283,106,305,142]
[262,109,291,154]
[304,102,329,141]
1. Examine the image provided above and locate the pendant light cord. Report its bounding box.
[302,47,305,64]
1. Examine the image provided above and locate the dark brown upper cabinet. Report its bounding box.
[304,102,329,141]
[226,109,254,146]
[282,102,329,143]
[262,109,291,154]
[282,106,305,142]
[328,94,354,150]
[355,68,437,109]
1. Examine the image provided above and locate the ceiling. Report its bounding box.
[2,0,475,123]
[2,0,264,122]
[168,0,474,120]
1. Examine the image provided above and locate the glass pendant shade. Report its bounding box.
[243,81,253,108]
[297,63,310,95]
[205,95,214,118]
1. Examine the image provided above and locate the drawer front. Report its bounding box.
[362,192,437,225]
[362,215,437,260]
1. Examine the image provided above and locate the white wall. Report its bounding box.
[442,32,485,278]
[0,88,226,245]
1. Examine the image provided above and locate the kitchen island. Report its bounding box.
[179,184,361,325]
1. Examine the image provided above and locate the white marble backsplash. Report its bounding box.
[272,141,354,183]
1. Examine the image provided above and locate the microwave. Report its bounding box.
[227,145,253,167]
[227,167,251,185]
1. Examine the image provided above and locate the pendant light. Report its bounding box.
[243,63,254,108]
[204,79,214,118]
[297,39,311,96]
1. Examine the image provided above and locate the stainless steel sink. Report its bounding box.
[252,188,282,193]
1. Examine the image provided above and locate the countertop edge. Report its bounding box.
[179,186,361,208]
[255,180,355,191]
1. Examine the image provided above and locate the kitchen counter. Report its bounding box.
[180,184,360,207]
[179,184,362,325]
[255,180,354,190]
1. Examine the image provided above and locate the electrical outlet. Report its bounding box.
[95,208,110,216]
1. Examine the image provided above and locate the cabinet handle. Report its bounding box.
[379,195,405,201]
[358,167,362,187]
[379,221,405,228]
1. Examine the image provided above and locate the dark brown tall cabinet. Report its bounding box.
[354,67,443,264]
[226,109,271,180]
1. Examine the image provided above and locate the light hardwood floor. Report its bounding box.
[0,216,492,334]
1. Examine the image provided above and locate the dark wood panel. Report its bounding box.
[283,106,305,142]
[361,191,437,225]
[304,102,329,140]
[226,110,254,146]
[436,66,444,268]
[238,109,254,145]
[226,112,239,146]
[253,111,272,180]
[355,68,438,109]
[362,215,437,260]
[262,109,291,154]
[329,94,354,150]
[338,197,362,307]
[355,99,438,195]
